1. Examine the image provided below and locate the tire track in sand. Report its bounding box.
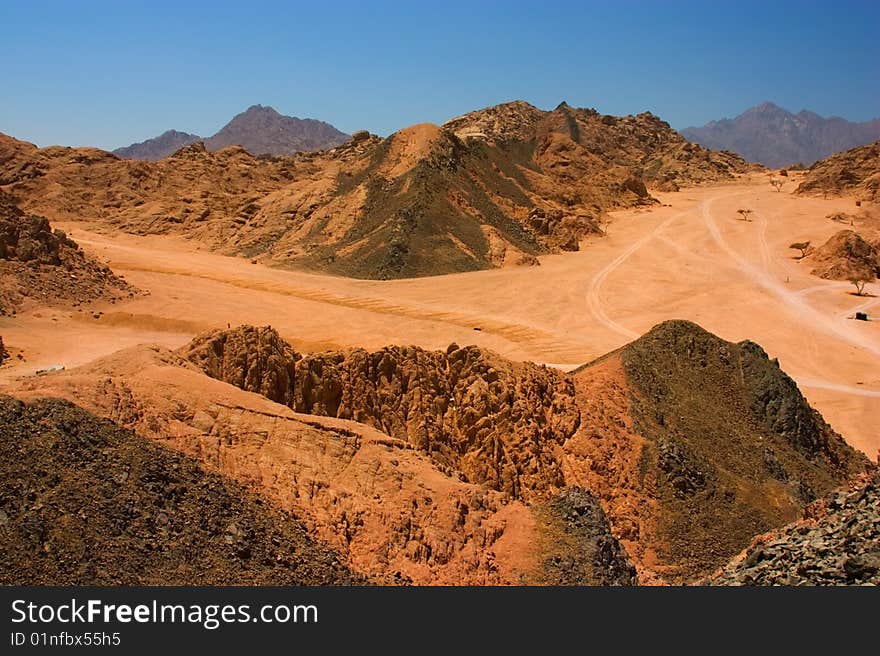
[702,195,880,360]
[584,207,698,340]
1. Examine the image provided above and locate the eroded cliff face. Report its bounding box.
[182,327,581,502]
[183,324,299,406]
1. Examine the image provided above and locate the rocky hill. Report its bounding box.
[0,190,135,314]
[580,320,869,581]
[443,100,753,192]
[795,140,880,202]
[112,105,349,160]
[0,395,361,585]
[180,321,869,583]
[112,129,201,160]
[805,229,880,281]
[8,342,602,585]
[708,472,880,585]
[682,102,880,168]
[1,101,752,279]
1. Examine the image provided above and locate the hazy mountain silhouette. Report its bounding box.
[681,102,880,168]
[113,105,349,160]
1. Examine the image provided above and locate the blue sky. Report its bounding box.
[1,0,878,150]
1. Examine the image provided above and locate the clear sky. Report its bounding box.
[2,0,878,150]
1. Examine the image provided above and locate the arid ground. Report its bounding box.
[2,171,876,457]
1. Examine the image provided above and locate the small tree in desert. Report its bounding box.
[849,275,871,296]
[770,178,784,192]
[736,209,753,221]
[789,241,810,259]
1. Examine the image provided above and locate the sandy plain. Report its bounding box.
[1,173,877,456]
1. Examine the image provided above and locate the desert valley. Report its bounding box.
[1,99,879,587]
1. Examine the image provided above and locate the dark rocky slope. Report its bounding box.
[0,396,361,585]
[568,320,871,582]
[617,320,868,580]
[709,472,880,585]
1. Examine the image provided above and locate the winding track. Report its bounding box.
[584,207,699,340]
[582,190,880,401]
[701,194,880,359]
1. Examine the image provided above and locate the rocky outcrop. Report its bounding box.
[537,488,638,585]
[183,325,299,406]
[1,190,80,265]
[805,230,880,281]
[0,395,361,585]
[182,328,581,501]
[0,190,136,313]
[708,473,880,585]
[795,140,880,202]
[0,335,7,364]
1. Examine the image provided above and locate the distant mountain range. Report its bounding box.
[681,102,880,168]
[113,105,349,160]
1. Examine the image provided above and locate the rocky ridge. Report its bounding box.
[112,105,349,160]
[682,102,880,168]
[113,129,201,161]
[2,100,753,279]
[203,104,349,156]
[568,320,870,582]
